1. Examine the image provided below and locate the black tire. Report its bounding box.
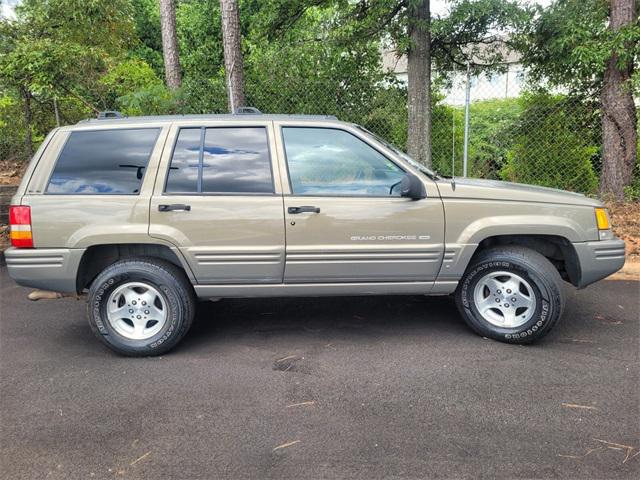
[455,246,565,344]
[87,257,196,356]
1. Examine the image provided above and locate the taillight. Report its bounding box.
[9,205,33,248]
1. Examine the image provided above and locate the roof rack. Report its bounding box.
[233,106,262,115]
[97,111,124,119]
[77,113,340,124]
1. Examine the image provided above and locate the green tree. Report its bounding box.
[518,0,639,199]
[0,0,136,153]
[253,0,528,167]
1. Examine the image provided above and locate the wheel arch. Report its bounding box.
[470,234,581,287]
[76,243,195,293]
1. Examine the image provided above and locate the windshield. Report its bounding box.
[354,125,439,180]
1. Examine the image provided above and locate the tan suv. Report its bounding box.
[6,112,626,355]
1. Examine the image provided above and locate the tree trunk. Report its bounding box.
[21,87,33,157]
[159,0,182,89]
[599,0,637,200]
[406,0,431,167]
[220,0,246,112]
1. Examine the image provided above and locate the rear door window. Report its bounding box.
[47,128,160,194]
[165,127,273,194]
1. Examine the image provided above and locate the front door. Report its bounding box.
[276,124,445,284]
[149,122,285,284]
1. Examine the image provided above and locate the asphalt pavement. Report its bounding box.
[1,267,638,479]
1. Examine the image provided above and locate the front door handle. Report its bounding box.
[158,204,191,212]
[288,206,320,214]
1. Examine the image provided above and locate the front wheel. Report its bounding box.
[87,257,196,356]
[455,246,565,344]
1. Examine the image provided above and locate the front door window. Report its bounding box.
[282,127,405,197]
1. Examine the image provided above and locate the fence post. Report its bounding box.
[463,62,471,177]
[53,97,60,127]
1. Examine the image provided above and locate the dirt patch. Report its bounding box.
[607,202,640,261]
[607,260,640,281]
[0,159,28,186]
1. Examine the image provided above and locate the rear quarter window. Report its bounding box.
[47,128,160,194]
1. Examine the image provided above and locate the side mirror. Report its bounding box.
[400,173,427,200]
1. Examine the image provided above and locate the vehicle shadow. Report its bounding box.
[179,294,468,351]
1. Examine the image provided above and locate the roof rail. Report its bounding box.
[233,106,262,115]
[97,111,124,119]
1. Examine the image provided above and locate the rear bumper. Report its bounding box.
[573,238,626,288]
[4,247,85,293]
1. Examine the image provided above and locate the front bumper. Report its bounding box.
[573,238,626,288]
[4,247,85,293]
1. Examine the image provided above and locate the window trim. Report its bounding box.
[44,127,161,196]
[280,126,407,198]
[163,125,276,196]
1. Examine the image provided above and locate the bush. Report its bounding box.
[501,93,599,193]
[467,98,521,179]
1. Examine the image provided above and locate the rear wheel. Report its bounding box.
[87,257,195,356]
[455,246,565,344]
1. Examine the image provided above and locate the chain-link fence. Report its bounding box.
[222,64,637,197]
[5,66,634,197]
[432,64,602,194]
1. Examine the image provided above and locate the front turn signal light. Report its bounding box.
[595,208,610,230]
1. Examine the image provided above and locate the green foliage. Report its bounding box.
[131,0,164,75]
[501,93,599,193]
[431,0,531,73]
[177,0,224,80]
[517,0,640,96]
[99,58,182,116]
[0,93,30,161]
[1,0,138,115]
[116,84,179,116]
[623,145,640,201]
[466,98,521,178]
[15,0,136,53]
[431,101,465,177]
[0,0,634,198]
[243,1,394,125]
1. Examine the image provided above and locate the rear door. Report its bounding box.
[149,121,286,284]
[275,123,445,284]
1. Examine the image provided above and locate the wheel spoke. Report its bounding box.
[146,304,165,321]
[109,304,131,319]
[477,295,497,315]
[484,277,503,292]
[139,290,156,307]
[501,306,517,326]
[132,317,147,336]
[515,291,534,309]
[123,289,138,305]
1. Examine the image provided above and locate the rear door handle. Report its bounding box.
[288,206,320,214]
[158,204,191,212]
